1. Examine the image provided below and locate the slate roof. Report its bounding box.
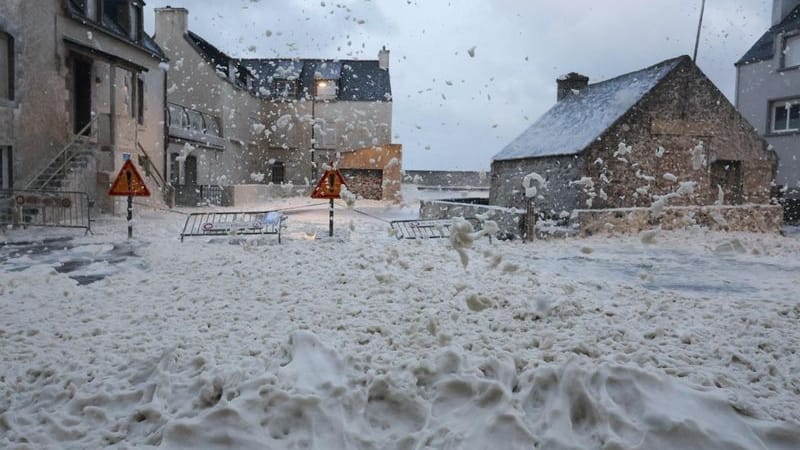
[67,0,167,61]
[242,58,392,102]
[184,31,254,90]
[492,56,687,162]
[737,5,800,66]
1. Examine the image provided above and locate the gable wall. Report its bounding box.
[580,58,774,210]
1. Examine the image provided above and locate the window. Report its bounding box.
[0,146,11,189]
[271,161,285,184]
[710,160,743,205]
[771,100,800,133]
[129,1,142,42]
[0,31,13,101]
[104,0,141,42]
[185,109,204,132]
[168,103,188,128]
[169,153,180,185]
[202,113,222,137]
[136,75,144,125]
[315,79,337,99]
[315,120,337,148]
[273,79,297,98]
[783,34,800,68]
[77,0,101,21]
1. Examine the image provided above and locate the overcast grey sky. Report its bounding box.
[145,0,772,171]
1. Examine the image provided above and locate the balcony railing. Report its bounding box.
[167,102,225,149]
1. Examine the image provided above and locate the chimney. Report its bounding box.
[773,0,800,25]
[378,46,390,70]
[155,6,189,39]
[556,72,589,101]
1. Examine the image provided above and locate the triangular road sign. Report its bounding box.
[311,167,347,199]
[108,160,151,196]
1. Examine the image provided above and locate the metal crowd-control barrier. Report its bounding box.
[0,189,92,233]
[390,217,482,240]
[180,210,285,243]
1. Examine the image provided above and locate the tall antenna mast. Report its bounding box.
[693,0,707,62]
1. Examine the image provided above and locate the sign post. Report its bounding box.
[108,159,151,238]
[311,165,347,237]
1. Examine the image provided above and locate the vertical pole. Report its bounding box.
[126,170,133,239]
[127,195,133,239]
[329,198,334,237]
[693,0,706,62]
[525,198,536,242]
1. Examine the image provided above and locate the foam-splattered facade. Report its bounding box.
[490,56,776,221]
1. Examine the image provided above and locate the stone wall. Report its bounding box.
[580,57,774,210]
[420,200,522,236]
[225,183,311,206]
[406,170,489,188]
[575,204,784,236]
[340,169,382,200]
[339,144,402,201]
[490,155,582,217]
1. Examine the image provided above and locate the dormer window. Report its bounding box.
[74,0,101,21]
[104,0,142,42]
[781,34,800,68]
[129,1,142,42]
[315,79,337,100]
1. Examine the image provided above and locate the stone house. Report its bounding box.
[736,0,800,221]
[0,0,170,212]
[242,54,394,185]
[154,7,267,206]
[155,6,400,203]
[490,55,776,222]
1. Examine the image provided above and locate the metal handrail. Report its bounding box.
[136,142,167,189]
[25,114,99,190]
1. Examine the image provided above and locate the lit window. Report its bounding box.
[0,31,13,101]
[772,100,800,132]
[783,34,800,68]
[315,79,337,99]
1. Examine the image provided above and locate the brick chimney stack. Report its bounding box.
[378,46,390,71]
[556,73,589,101]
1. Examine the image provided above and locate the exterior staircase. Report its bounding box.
[24,116,100,195]
[25,140,98,192]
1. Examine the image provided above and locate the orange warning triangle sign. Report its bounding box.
[311,167,347,199]
[108,160,151,196]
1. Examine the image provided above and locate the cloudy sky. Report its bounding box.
[145,0,772,171]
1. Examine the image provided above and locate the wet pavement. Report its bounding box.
[0,238,146,285]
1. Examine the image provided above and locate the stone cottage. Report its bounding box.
[490,55,777,224]
[0,0,170,213]
[243,52,400,200]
